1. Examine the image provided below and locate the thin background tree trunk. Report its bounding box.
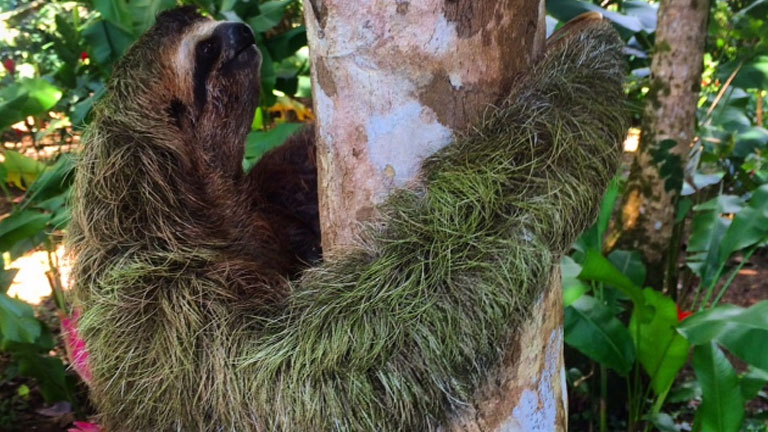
[618,0,710,291]
[303,0,567,429]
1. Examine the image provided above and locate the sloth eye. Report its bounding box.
[196,38,220,64]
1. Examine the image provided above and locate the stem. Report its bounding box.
[44,237,66,311]
[696,260,727,311]
[712,246,758,307]
[72,5,80,30]
[626,375,634,432]
[705,60,744,121]
[642,386,672,432]
[600,364,608,432]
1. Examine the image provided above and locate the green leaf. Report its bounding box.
[579,250,645,310]
[247,0,295,33]
[546,0,644,36]
[71,85,106,127]
[578,177,621,254]
[732,56,768,90]
[622,0,657,33]
[693,195,744,213]
[629,289,690,396]
[692,342,745,432]
[687,195,741,288]
[0,293,42,346]
[667,380,701,403]
[675,197,693,223]
[733,127,768,159]
[607,249,646,288]
[92,0,134,33]
[14,351,74,403]
[266,26,307,62]
[0,268,19,294]
[644,413,680,432]
[20,155,76,209]
[564,295,635,375]
[677,302,768,372]
[740,0,768,18]
[257,39,277,106]
[243,123,303,170]
[0,79,63,130]
[718,184,768,262]
[126,0,177,34]
[740,367,768,401]
[0,211,51,253]
[713,105,752,133]
[561,256,588,306]
[83,20,136,66]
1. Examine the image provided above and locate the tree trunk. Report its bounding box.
[303,1,567,430]
[618,0,709,291]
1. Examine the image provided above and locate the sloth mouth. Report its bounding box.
[221,44,259,71]
[235,43,256,58]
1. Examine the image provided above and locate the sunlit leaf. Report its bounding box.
[4,150,47,189]
[629,289,690,396]
[0,79,63,130]
[579,250,645,310]
[561,256,588,306]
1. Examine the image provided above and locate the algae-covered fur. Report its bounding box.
[68,7,627,431]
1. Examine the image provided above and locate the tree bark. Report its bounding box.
[303,1,566,430]
[618,0,709,291]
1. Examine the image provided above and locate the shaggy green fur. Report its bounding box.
[69,19,627,432]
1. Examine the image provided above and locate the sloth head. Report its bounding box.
[98,6,261,176]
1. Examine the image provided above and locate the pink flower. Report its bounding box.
[59,310,92,384]
[68,421,102,432]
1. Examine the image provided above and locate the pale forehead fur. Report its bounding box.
[173,20,222,80]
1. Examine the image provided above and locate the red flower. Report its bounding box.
[3,58,15,74]
[80,51,89,61]
[676,304,693,322]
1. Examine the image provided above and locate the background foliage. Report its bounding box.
[0,0,766,430]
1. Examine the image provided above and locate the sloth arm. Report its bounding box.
[246,126,322,268]
[239,22,628,430]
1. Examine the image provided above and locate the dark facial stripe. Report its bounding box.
[193,36,222,113]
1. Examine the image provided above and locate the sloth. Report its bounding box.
[67,6,628,432]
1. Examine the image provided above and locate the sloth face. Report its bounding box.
[106,7,262,176]
[176,18,262,121]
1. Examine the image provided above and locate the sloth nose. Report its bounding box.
[217,22,255,51]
